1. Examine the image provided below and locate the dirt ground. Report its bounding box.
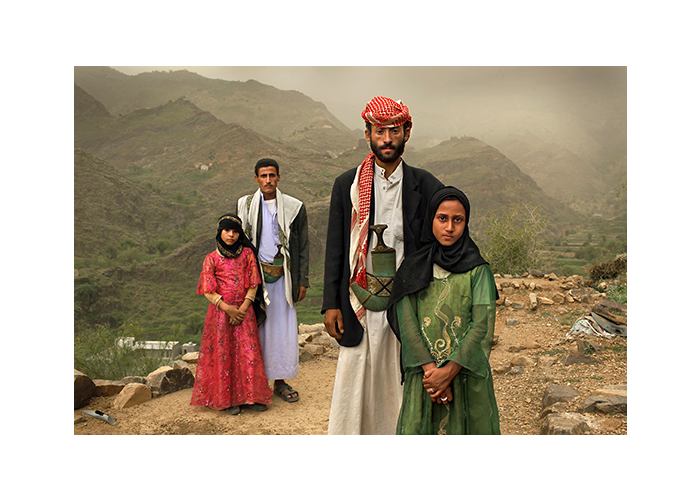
[74,276,627,435]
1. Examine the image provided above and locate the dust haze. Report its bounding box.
[114,66,626,161]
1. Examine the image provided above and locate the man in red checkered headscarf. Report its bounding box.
[322,96,443,434]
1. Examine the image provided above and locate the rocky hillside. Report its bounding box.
[74,149,190,261]
[74,67,358,155]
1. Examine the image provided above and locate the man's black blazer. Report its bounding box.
[322,162,443,347]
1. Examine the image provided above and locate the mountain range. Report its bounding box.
[74,67,623,338]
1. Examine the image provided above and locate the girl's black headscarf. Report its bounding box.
[215,213,267,326]
[216,214,255,258]
[387,186,492,337]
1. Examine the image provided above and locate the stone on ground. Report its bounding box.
[113,383,152,409]
[541,412,591,434]
[93,379,126,397]
[74,369,96,409]
[146,366,195,396]
[542,383,580,408]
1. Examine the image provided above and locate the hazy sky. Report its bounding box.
[114,66,626,151]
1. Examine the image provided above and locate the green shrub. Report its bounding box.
[481,204,546,275]
[589,254,627,281]
[607,283,627,304]
[74,325,167,380]
[75,280,99,317]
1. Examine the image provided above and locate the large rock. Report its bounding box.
[591,312,628,337]
[563,352,598,365]
[528,293,538,310]
[541,413,591,435]
[581,385,627,414]
[74,369,96,409]
[510,355,536,367]
[542,384,580,408]
[298,323,325,335]
[538,296,554,305]
[93,379,126,397]
[113,383,152,409]
[299,350,314,362]
[173,360,196,375]
[552,292,566,304]
[592,300,627,325]
[540,401,568,419]
[181,352,199,363]
[297,333,313,345]
[312,334,339,349]
[146,366,195,395]
[302,344,325,356]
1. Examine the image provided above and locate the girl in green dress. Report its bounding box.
[388,186,500,434]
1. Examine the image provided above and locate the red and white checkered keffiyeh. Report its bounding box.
[360,95,412,128]
[349,96,411,320]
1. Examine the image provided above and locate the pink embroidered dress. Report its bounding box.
[191,247,272,410]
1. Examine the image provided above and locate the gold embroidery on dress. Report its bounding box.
[419,277,467,365]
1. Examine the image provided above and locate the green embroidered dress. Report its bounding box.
[396,263,500,434]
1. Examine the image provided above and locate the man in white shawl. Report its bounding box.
[235,158,310,403]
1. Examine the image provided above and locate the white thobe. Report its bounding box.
[328,161,405,435]
[258,198,299,380]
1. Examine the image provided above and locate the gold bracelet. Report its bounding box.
[215,296,223,309]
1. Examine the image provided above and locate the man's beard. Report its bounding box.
[370,137,406,164]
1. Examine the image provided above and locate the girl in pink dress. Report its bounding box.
[190,214,272,415]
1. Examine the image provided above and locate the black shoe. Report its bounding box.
[243,403,268,412]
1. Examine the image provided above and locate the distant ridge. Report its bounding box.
[74,67,359,155]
